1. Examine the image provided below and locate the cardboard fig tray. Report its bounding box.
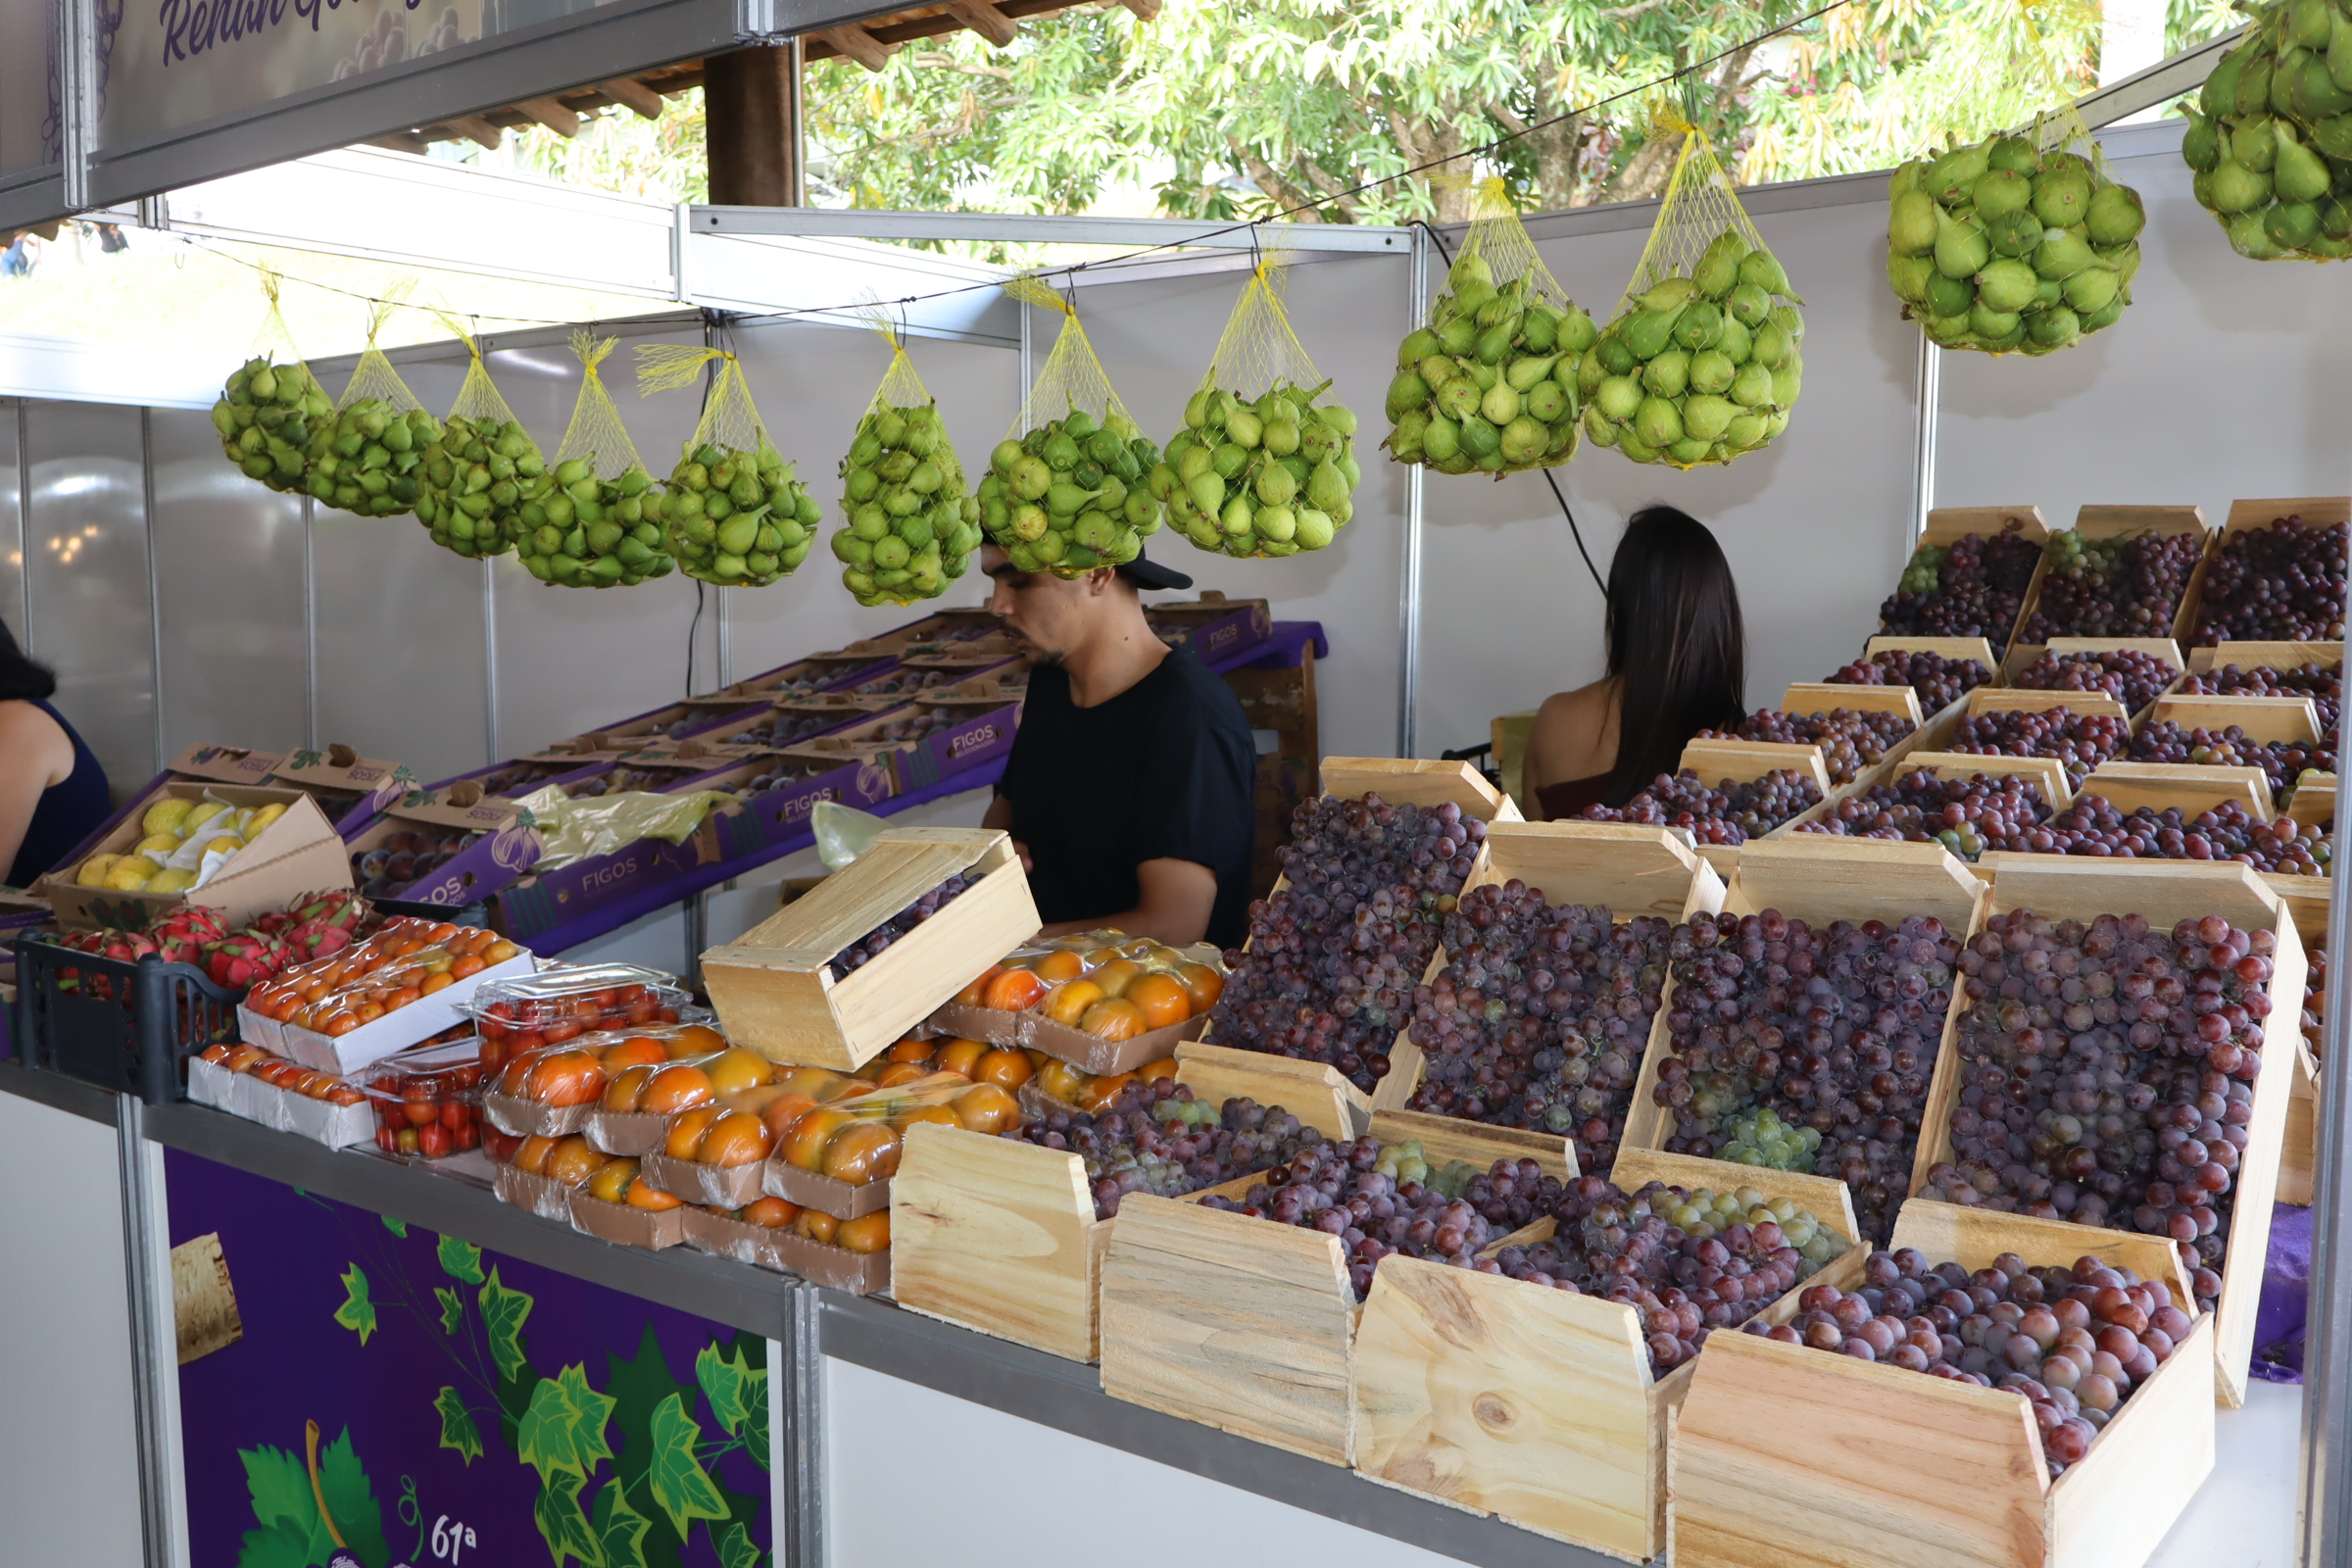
[270,744,416,835]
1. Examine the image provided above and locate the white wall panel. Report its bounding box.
[0,400,22,648]
[23,398,156,793]
[149,406,309,758]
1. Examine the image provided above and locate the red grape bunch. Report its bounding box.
[1011,1081,1324,1218]
[1581,768,1825,845]
[2178,661,2341,733]
[1401,880,1672,1172]
[1918,909,2275,1310]
[2191,514,2349,645]
[2013,648,2179,713]
[1698,707,1916,786]
[1879,527,2043,657]
[1826,648,1990,710]
[1748,1249,2195,1476]
[1209,794,1486,1093]
[1796,769,2049,860]
[2128,721,2335,796]
[1946,707,2132,787]
[2020,529,2203,643]
[2021,797,2330,876]
[1494,1175,1849,1374]
[2305,943,2328,1062]
[826,871,972,980]
[1651,909,1961,1242]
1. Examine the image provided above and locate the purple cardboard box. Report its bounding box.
[777,700,1019,796]
[564,694,772,754]
[430,753,621,805]
[270,744,417,838]
[1146,592,1273,666]
[347,786,543,907]
[695,754,898,869]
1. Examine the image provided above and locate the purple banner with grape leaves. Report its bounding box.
[165,1149,773,1568]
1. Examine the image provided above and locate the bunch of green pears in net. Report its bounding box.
[1384,250,1595,476]
[1886,132,2144,352]
[1154,381,1358,558]
[214,358,333,494]
[514,461,673,587]
[2182,0,2352,260]
[663,442,820,587]
[1585,230,1802,466]
[978,410,1163,576]
[416,415,556,560]
[834,400,981,607]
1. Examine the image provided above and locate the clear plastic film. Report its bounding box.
[1586,110,1804,470]
[637,344,818,587]
[812,799,890,872]
[512,781,736,871]
[1384,176,1597,480]
[977,275,1167,578]
[413,310,540,561]
[211,266,331,495]
[832,307,982,608]
[313,287,442,517]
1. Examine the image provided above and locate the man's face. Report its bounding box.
[983,546,1116,664]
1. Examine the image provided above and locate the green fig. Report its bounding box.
[2268,199,2322,249]
[2061,266,2120,314]
[1625,310,1682,361]
[1634,396,1684,449]
[1740,248,1797,301]
[1693,241,1743,300]
[2332,9,2352,92]
[2203,49,2246,117]
[1643,349,1691,398]
[2210,158,2274,214]
[1971,301,2022,340]
[1974,168,2034,220]
[1925,270,1977,318]
[2031,170,2091,227]
[1726,281,1771,327]
[2310,112,2352,160]
[2229,208,2287,258]
[2033,227,2093,279]
[1690,348,1738,395]
[1929,143,1993,203]
[2234,116,2279,172]
[2277,122,2332,202]
[2238,51,2276,116]
[2084,183,2145,247]
[1675,302,1725,350]
[1682,394,1735,442]
[2293,0,2333,52]
[1730,363,1776,408]
[1890,190,1941,257]
[1975,257,2039,312]
[1936,211,1993,278]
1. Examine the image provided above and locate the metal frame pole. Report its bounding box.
[1396,225,1427,760]
[117,1097,190,1568]
[2301,582,2352,1565]
[482,556,502,763]
[302,497,318,751]
[1910,336,1939,546]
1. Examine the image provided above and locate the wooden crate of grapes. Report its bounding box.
[1916,856,2303,1407]
[1096,1108,1578,1467]
[2177,498,2352,644]
[1348,1147,1859,1561]
[1969,686,2131,721]
[700,827,1039,1071]
[1670,1200,2216,1568]
[2003,505,2213,667]
[1880,507,2050,662]
[1672,736,1837,876]
[2076,760,2276,822]
[2001,638,2187,726]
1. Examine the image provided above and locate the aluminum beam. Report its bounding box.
[693,205,1412,254]
[2076,25,2246,129]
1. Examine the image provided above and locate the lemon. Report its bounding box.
[147,867,200,893]
[105,859,157,890]
[134,833,183,860]
[141,799,195,837]
[245,803,288,834]
[76,853,122,887]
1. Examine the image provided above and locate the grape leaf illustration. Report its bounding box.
[237,1515,314,1568]
[481,1268,535,1381]
[436,1289,466,1336]
[437,1235,485,1285]
[694,1345,747,1438]
[645,1394,729,1539]
[332,1265,376,1346]
[592,1480,653,1568]
[532,1469,605,1568]
[737,1351,768,1472]
[517,1364,617,1486]
[714,1522,761,1568]
[234,1429,390,1568]
[379,1216,408,1238]
[434,1388,483,1465]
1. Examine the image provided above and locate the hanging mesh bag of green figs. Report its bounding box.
[1155,250,1360,556]
[1586,111,1803,467]
[636,343,819,587]
[2181,0,2352,260]
[511,332,673,588]
[312,290,442,517]
[1385,177,1595,478]
[978,274,1165,577]
[213,267,332,495]
[412,313,550,560]
[833,311,982,607]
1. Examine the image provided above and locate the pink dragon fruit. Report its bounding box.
[202,928,288,991]
[252,909,298,940]
[282,916,355,963]
[287,889,369,934]
[147,906,229,965]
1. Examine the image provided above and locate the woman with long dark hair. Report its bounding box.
[1523,506,1746,820]
[0,619,112,886]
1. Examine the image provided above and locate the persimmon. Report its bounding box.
[853,1057,891,1082]
[953,1083,1021,1134]
[698,1111,773,1167]
[1090,958,1141,999]
[759,1093,821,1141]
[819,1122,902,1185]
[1077,1072,1136,1113]
[980,968,1049,1011]
[1136,1056,1180,1084]
[639,1063,715,1115]
[1034,1059,1088,1103]
[586,1158,640,1203]
[886,1037,935,1063]
[1033,949,1086,984]
[954,965,1003,1006]
[930,1038,988,1078]
[668,1023,725,1055]
[450,956,486,979]
[600,1036,669,1071]
[418,972,456,996]
[483,941,520,963]
[973,1049,1034,1090]
[739,1197,800,1229]
[875,1062,931,1088]
[664,1104,725,1158]
[545,1136,609,1187]
[524,1051,607,1106]
[784,1108,857,1171]
[773,1065,849,1098]
[794,1208,839,1244]
[1126,973,1191,1030]
[514,1134,561,1175]
[1176,962,1225,1012]
[813,1076,873,1102]
[625,1177,683,1210]
[705,1048,775,1097]
[1080,998,1148,1042]
[1042,980,1102,1028]
[836,1211,891,1254]
[890,1104,961,1133]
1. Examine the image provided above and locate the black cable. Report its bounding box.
[1416,220,1607,596]
[687,579,706,696]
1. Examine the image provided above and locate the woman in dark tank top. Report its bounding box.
[1523,507,1746,821]
[0,619,113,888]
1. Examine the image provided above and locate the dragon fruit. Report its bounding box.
[287,889,369,934]
[202,928,288,991]
[253,909,298,940]
[282,916,355,963]
[148,906,229,964]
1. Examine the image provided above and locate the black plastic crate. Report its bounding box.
[10,933,243,1103]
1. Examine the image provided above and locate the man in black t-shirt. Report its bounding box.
[981,544,1256,949]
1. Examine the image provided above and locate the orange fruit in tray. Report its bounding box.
[874,1063,931,1088]
[759,1093,821,1141]
[771,1065,846,1098]
[852,1057,891,1083]
[601,1036,669,1071]
[891,1104,961,1133]
[586,1157,640,1203]
[973,1049,1034,1090]
[1126,973,1191,1030]
[784,1108,857,1171]
[525,1051,607,1106]
[953,1083,1020,1134]
[1034,1059,1087,1103]
[1090,958,1141,999]
[794,1209,839,1244]
[980,969,1048,1012]
[699,1112,773,1167]
[1176,962,1225,1012]
[1137,1056,1179,1084]
[514,1135,560,1175]
[668,1023,725,1056]
[603,1064,656,1112]
[546,1137,609,1187]
[837,1211,891,1254]
[639,1064,715,1115]
[930,1039,987,1078]
[739,1196,800,1229]
[625,1176,683,1210]
[819,1122,902,1185]
[955,966,1002,1006]
[1080,998,1147,1042]
[665,1104,725,1158]
[1033,949,1086,984]
[886,1038,935,1064]
[706,1049,775,1098]
[1077,1073,1135,1113]
[1042,980,1102,1028]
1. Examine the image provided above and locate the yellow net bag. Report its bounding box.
[1587,113,1803,468]
[413,312,546,561]
[977,274,1165,577]
[1384,177,1597,479]
[505,332,672,589]
[1890,5,2145,345]
[1158,252,1362,558]
[211,268,330,495]
[636,343,818,588]
[313,291,442,517]
[832,310,981,608]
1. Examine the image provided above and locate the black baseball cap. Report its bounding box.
[1116,549,1194,591]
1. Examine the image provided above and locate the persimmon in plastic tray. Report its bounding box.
[356,1039,488,1159]
[480,1021,730,1139]
[464,962,695,1071]
[928,931,1227,1074]
[192,1041,371,1146]
[503,1133,687,1243]
[681,1200,892,1293]
[244,918,529,1075]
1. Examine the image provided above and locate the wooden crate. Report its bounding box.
[2079,760,2275,822]
[2005,506,2213,659]
[1968,686,2132,721]
[1620,837,1989,1195]
[1350,1148,1860,1561]
[2183,637,2345,678]
[1364,820,1726,1116]
[2276,869,2328,1207]
[1865,633,2002,673]
[1676,736,1837,878]
[1927,856,2304,1407]
[2002,637,2187,717]
[1491,710,1539,816]
[1898,750,2075,812]
[1671,1200,2215,1568]
[2183,497,2352,645]
[1097,1110,1577,1468]
[701,827,1040,1071]
[1782,681,1926,727]
[2145,693,2325,745]
[1315,755,1522,821]
[1891,507,2051,658]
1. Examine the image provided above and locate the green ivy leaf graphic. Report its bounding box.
[714,1522,762,1568]
[531,1470,605,1568]
[436,1288,466,1336]
[332,1264,376,1345]
[590,1480,652,1568]
[380,1215,408,1239]
[434,1388,483,1466]
[315,1427,392,1568]
[645,1393,729,1540]
[240,1445,317,1536]
[481,1269,535,1382]
[695,1344,747,1438]
[437,1234,486,1285]
[235,1515,313,1568]
[516,1364,616,1487]
[741,1354,769,1473]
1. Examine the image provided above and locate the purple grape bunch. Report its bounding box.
[2128,721,2335,797]
[2020,529,2203,643]
[2020,798,2329,876]
[2013,649,2179,714]
[2191,514,2349,645]
[1010,1080,1323,1218]
[2178,661,2341,733]
[1826,648,1991,710]
[1581,769,1825,845]
[1796,769,2049,860]
[1878,527,2042,657]
[1946,707,2132,787]
[1698,707,1916,786]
